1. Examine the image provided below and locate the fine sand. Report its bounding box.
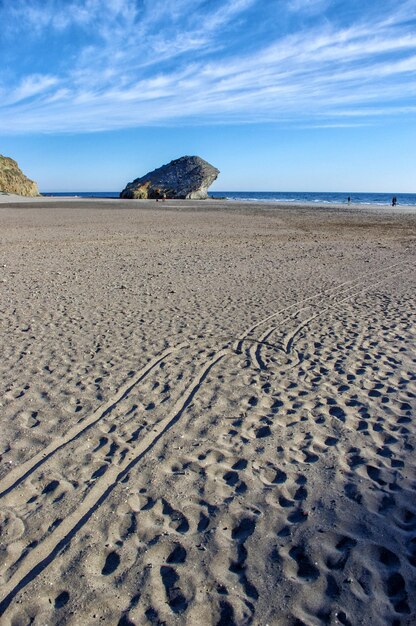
[0,199,415,625]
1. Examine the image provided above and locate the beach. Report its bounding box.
[0,198,415,625]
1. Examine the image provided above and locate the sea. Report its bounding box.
[41,191,416,206]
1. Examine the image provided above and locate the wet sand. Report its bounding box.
[0,199,415,625]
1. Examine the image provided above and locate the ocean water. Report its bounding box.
[41,191,416,206]
[211,191,416,206]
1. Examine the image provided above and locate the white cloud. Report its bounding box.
[4,75,59,105]
[0,0,416,132]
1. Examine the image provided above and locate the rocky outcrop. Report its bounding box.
[0,155,39,196]
[120,155,219,199]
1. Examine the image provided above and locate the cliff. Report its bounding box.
[0,155,39,196]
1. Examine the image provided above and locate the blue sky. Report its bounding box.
[1,0,415,192]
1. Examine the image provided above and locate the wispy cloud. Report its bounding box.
[287,0,331,14]
[0,0,416,133]
[3,74,59,105]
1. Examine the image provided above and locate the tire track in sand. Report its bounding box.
[282,267,411,359]
[245,283,374,370]
[234,259,408,359]
[244,265,412,371]
[0,344,187,498]
[2,261,405,499]
[0,349,227,616]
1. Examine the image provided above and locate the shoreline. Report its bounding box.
[1,193,416,214]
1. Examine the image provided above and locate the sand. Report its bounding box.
[0,198,415,625]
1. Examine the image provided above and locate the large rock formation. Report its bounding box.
[120,155,219,199]
[0,155,39,196]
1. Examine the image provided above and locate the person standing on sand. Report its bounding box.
[392,196,397,206]
[347,196,351,204]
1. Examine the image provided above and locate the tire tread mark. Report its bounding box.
[283,268,409,356]
[0,350,227,615]
[234,259,408,355]
[250,266,410,370]
[0,345,186,498]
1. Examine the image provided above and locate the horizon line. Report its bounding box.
[40,189,416,194]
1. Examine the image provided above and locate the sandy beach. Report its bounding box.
[0,198,415,625]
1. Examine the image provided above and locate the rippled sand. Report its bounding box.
[0,199,415,625]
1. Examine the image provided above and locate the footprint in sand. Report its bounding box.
[101,550,121,576]
[229,517,259,604]
[160,565,188,614]
[54,590,70,608]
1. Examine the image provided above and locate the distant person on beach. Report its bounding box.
[347,196,351,204]
[392,196,397,206]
